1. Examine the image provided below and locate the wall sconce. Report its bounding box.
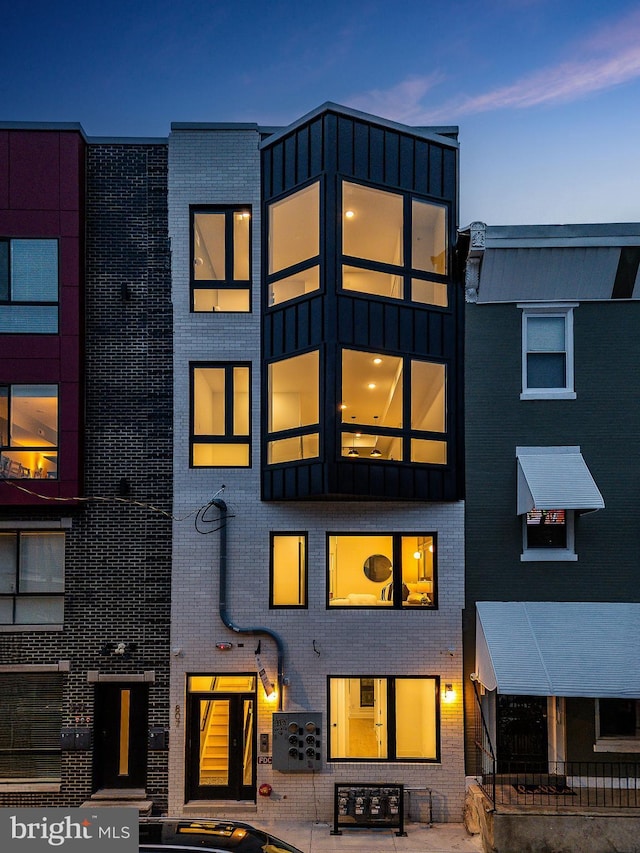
[443,684,455,703]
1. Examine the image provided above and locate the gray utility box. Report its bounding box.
[272,711,322,772]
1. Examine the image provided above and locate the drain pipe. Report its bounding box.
[211,498,285,711]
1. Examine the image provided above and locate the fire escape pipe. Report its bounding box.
[212,498,285,710]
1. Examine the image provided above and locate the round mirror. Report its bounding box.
[363,554,392,583]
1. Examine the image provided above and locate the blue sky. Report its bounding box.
[2,0,639,225]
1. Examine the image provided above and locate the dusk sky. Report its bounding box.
[2,0,639,226]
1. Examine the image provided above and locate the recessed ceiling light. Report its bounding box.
[367,383,376,389]
[373,357,382,365]
[345,210,355,219]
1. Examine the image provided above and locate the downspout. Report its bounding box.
[212,498,285,711]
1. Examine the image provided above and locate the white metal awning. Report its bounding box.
[475,601,640,698]
[516,446,605,514]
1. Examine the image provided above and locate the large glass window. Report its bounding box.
[328,533,436,608]
[0,673,63,780]
[270,533,307,607]
[267,351,319,464]
[267,182,320,307]
[191,364,250,467]
[0,532,65,624]
[0,239,58,333]
[340,349,447,465]
[521,306,576,399]
[0,385,58,479]
[341,181,448,308]
[192,208,251,312]
[328,676,439,760]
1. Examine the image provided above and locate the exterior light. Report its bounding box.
[443,684,455,703]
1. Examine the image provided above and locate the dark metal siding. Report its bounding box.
[262,108,461,501]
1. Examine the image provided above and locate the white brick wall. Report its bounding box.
[167,126,466,823]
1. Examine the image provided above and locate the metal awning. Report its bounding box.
[516,446,605,514]
[475,601,640,698]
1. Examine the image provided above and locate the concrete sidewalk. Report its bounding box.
[258,820,483,852]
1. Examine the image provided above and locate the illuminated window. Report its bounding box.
[267,182,320,306]
[270,533,307,607]
[340,349,447,464]
[191,208,251,312]
[0,239,59,333]
[341,181,448,307]
[191,364,250,467]
[328,533,436,608]
[328,676,439,760]
[0,385,58,480]
[267,351,319,463]
[0,532,65,625]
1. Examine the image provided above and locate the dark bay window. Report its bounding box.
[341,181,448,308]
[270,533,307,607]
[267,350,319,463]
[0,384,59,479]
[0,238,59,333]
[340,349,447,464]
[328,533,436,608]
[191,364,250,467]
[0,672,63,780]
[328,676,439,760]
[0,531,65,624]
[192,207,251,312]
[267,181,320,307]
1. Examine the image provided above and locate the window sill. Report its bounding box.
[521,550,577,562]
[520,390,577,401]
[0,624,63,632]
[594,739,640,754]
[0,782,61,792]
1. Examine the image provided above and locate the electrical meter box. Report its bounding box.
[272,711,322,772]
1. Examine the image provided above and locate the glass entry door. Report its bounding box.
[187,675,256,801]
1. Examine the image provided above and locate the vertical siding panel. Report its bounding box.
[309,118,323,174]
[384,131,400,187]
[271,143,284,197]
[284,135,297,191]
[296,125,310,185]
[428,145,443,198]
[337,117,354,175]
[369,127,384,184]
[414,140,429,195]
[353,122,369,179]
[399,136,414,191]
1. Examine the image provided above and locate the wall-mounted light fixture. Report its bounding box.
[443,683,455,703]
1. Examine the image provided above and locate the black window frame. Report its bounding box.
[326,674,441,763]
[339,346,449,467]
[0,237,60,334]
[339,177,451,310]
[0,383,60,480]
[326,531,438,610]
[190,205,252,313]
[0,671,64,780]
[0,530,65,626]
[264,178,323,310]
[269,531,308,609]
[189,362,252,469]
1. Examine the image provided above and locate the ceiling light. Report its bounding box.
[348,448,359,457]
[345,209,355,219]
[373,357,382,365]
[370,448,382,457]
[367,383,376,389]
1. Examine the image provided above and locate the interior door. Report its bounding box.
[93,683,148,790]
[497,694,548,772]
[187,691,255,801]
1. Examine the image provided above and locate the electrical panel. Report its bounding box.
[272,711,322,772]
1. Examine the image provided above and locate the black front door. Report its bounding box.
[497,694,548,772]
[93,683,149,789]
[187,692,255,801]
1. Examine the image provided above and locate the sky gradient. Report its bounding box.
[1,0,639,226]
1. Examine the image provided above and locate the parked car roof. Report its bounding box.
[138,818,305,853]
